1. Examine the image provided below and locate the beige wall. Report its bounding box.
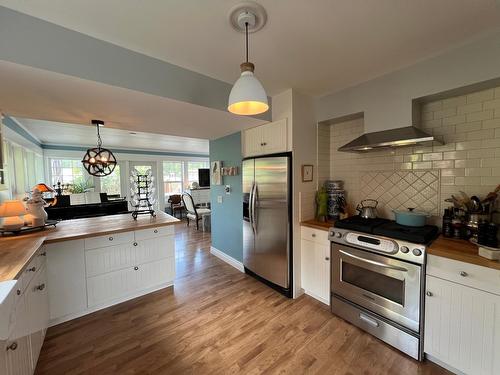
[320,86,500,224]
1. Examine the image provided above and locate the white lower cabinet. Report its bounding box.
[1,253,49,375]
[46,240,87,321]
[425,262,500,375]
[48,227,175,325]
[300,227,330,305]
[3,225,175,374]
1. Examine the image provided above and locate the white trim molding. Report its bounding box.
[210,246,244,273]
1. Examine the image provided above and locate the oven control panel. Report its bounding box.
[344,233,398,254]
[329,227,426,264]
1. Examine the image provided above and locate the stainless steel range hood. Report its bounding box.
[338,126,440,152]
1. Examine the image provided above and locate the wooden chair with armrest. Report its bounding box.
[167,194,184,218]
[182,193,210,230]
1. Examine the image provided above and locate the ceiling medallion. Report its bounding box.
[227,2,269,116]
[81,120,117,177]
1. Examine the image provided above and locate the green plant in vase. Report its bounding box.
[68,177,95,194]
[316,187,328,222]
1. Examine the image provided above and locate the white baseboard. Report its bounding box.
[210,246,244,273]
[425,354,464,375]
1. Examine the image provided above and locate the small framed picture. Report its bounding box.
[302,165,313,182]
[211,161,222,185]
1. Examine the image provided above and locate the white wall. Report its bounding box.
[272,88,317,298]
[316,30,500,132]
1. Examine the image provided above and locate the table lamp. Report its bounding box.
[0,200,26,231]
[34,183,55,194]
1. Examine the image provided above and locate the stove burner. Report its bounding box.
[334,216,439,244]
[373,222,439,245]
[334,216,391,233]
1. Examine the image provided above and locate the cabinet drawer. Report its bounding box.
[87,257,174,308]
[427,254,500,296]
[16,249,45,295]
[84,231,134,250]
[85,243,135,277]
[87,266,137,307]
[135,226,174,241]
[135,236,175,265]
[301,226,329,245]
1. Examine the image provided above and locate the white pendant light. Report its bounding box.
[228,7,268,116]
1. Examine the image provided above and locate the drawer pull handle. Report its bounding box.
[426,291,433,297]
[134,266,139,271]
[325,257,330,261]
[6,342,17,351]
[109,237,114,241]
[35,284,45,291]
[154,229,158,233]
[460,271,468,277]
[133,242,138,247]
[39,251,47,257]
[311,233,316,237]
[27,267,36,273]
[16,289,21,296]
[359,313,379,328]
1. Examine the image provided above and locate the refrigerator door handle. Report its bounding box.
[251,182,258,235]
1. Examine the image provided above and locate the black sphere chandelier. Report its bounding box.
[81,120,117,177]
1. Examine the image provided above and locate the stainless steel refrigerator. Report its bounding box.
[242,153,292,297]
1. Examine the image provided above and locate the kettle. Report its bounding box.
[356,199,378,219]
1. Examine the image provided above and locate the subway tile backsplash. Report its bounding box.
[318,86,500,223]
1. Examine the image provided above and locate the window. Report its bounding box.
[100,165,121,196]
[50,159,85,185]
[162,160,209,200]
[163,161,183,197]
[187,161,209,186]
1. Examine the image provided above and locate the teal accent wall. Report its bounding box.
[209,132,243,262]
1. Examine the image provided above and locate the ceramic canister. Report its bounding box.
[327,190,345,219]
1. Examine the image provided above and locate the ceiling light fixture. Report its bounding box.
[82,120,117,177]
[228,2,268,116]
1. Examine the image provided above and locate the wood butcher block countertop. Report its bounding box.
[0,212,179,282]
[300,219,335,231]
[428,235,500,271]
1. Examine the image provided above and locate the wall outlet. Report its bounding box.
[217,195,223,204]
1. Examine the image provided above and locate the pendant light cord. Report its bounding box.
[96,123,102,149]
[245,21,249,63]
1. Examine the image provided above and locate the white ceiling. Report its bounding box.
[1,0,500,96]
[0,60,264,141]
[15,117,209,155]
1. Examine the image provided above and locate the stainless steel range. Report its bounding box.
[329,217,438,361]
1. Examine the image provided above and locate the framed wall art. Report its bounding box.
[301,164,313,182]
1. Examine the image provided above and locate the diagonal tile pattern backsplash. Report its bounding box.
[360,170,440,218]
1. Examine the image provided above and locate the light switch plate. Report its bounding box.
[217,196,223,204]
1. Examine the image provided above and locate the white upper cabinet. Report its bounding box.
[242,118,290,157]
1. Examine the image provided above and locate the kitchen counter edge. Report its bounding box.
[428,235,500,271]
[0,212,180,282]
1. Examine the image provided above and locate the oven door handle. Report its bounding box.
[339,249,408,273]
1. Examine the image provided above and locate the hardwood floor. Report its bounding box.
[35,221,450,375]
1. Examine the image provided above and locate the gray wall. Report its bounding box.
[0,6,271,121]
[316,30,500,131]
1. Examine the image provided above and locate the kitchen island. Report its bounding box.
[0,212,179,375]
